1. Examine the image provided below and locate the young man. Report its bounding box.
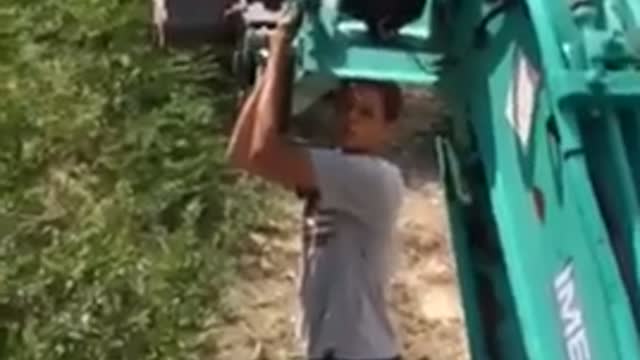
[226,8,405,360]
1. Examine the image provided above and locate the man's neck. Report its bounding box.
[341,147,367,155]
[339,145,385,156]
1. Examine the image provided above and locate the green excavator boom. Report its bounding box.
[289,0,640,359]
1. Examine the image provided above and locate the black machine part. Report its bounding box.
[153,0,284,47]
[338,0,428,40]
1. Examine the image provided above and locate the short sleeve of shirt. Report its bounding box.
[308,148,402,215]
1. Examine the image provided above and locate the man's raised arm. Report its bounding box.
[227,7,316,192]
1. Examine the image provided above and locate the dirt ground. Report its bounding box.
[206,93,471,360]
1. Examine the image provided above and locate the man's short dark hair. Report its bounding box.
[340,79,404,122]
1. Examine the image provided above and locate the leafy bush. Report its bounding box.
[0,1,265,358]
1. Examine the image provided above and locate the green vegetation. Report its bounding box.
[0,1,267,358]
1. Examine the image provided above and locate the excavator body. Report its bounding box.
[158,0,640,358]
[280,1,640,358]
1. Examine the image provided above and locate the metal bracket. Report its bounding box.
[436,136,473,205]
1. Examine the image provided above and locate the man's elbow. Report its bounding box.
[243,149,266,172]
[248,137,273,163]
[226,134,281,173]
[225,144,268,173]
[225,144,252,170]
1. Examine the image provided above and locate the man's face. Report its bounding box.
[336,84,396,152]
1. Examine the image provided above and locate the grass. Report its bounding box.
[0,1,270,358]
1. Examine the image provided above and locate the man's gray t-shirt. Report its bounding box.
[295,148,405,359]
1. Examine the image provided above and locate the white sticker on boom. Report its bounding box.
[554,263,592,360]
[505,48,540,149]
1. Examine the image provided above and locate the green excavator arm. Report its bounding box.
[289,0,640,359]
[199,0,640,358]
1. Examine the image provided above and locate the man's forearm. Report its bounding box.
[226,74,265,168]
[250,32,292,157]
[226,28,292,171]
[226,8,315,191]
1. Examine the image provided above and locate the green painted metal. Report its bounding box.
[292,0,442,85]
[281,0,640,358]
